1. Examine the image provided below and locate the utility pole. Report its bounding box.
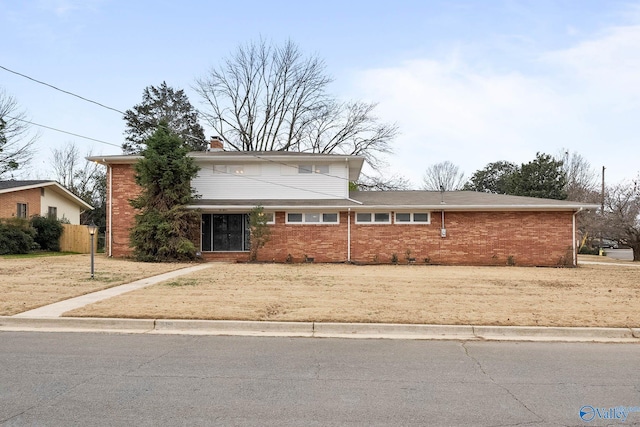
[601,166,605,213]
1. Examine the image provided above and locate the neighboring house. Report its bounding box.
[90,139,598,266]
[0,180,93,225]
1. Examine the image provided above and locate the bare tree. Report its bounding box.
[355,171,411,191]
[421,161,466,191]
[195,39,397,170]
[558,149,599,202]
[0,88,37,178]
[600,179,640,261]
[50,142,106,226]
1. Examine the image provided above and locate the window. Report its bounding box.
[355,212,391,224]
[298,164,329,174]
[16,203,27,218]
[213,165,245,174]
[287,213,303,223]
[322,213,338,223]
[395,213,411,222]
[394,212,431,224]
[47,206,57,219]
[305,213,320,223]
[286,212,339,224]
[260,212,275,224]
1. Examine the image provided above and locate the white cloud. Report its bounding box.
[351,24,640,187]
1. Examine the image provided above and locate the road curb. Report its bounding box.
[153,319,314,337]
[313,322,476,340]
[472,325,639,342]
[1,317,638,342]
[0,316,154,333]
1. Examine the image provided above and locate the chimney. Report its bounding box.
[208,136,224,151]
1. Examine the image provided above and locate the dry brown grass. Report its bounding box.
[0,254,194,316]
[65,260,640,328]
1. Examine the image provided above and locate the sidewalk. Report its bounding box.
[13,264,214,318]
[2,261,639,343]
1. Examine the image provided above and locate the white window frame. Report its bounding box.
[213,165,247,175]
[394,212,431,224]
[355,212,391,224]
[286,212,340,224]
[297,164,330,175]
[255,211,275,224]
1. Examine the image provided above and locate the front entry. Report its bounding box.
[201,214,250,252]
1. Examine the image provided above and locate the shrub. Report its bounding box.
[578,246,599,255]
[30,215,64,251]
[0,218,35,255]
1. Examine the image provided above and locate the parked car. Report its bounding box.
[593,239,619,249]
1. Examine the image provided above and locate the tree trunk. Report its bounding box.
[633,244,640,262]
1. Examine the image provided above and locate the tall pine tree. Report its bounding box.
[123,82,206,154]
[129,122,200,262]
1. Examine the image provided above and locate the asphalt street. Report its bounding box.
[605,248,634,261]
[1,333,639,426]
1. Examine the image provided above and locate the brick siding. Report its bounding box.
[107,164,575,266]
[254,210,574,266]
[107,164,141,257]
[0,188,41,220]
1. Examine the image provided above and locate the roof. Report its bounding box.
[87,151,366,181]
[0,180,52,191]
[189,191,599,211]
[348,191,600,211]
[0,180,94,210]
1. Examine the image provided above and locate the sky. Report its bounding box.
[1,0,639,187]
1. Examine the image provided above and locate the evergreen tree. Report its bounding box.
[509,152,567,200]
[129,122,200,262]
[123,82,206,154]
[464,161,518,194]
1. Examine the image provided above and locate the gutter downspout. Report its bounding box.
[108,163,113,257]
[572,208,582,266]
[347,208,351,263]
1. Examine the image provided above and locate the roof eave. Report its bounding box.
[0,181,93,210]
[186,203,598,211]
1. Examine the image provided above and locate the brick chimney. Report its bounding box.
[209,136,224,151]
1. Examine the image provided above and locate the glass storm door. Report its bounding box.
[202,214,249,251]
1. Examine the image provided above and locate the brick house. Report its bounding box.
[90,142,597,266]
[0,180,93,224]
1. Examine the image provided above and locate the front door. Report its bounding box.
[202,214,249,251]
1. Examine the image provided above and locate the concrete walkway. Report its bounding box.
[13,263,213,318]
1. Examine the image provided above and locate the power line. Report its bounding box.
[212,167,352,200]
[1,64,361,184]
[0,64,126,115]
[5,115,122,148]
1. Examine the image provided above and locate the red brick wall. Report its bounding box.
[0,188,41,220]
[104,165,575,267]
[108,164,141,257]
[256,212,350,263]
[254,210,574,266]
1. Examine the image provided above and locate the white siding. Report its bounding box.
[40,189,83,224]
[192,161,350,200]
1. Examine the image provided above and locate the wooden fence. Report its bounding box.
[59,224,97,254]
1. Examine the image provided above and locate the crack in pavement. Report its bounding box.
[461,342,545,425]
[0,373,100,425]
